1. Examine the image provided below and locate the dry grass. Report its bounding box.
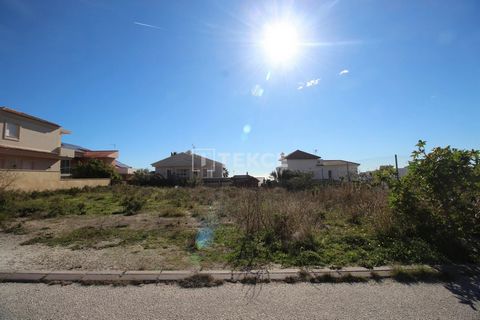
[2,185,447,270]
[225,185,392,249]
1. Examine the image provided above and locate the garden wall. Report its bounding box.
[1,170,110,191]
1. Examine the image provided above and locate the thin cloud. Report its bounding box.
[298,78,320,90]
[339,69,349,75]
[134,22,163,30]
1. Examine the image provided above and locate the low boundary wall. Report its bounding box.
[1,170,110,191]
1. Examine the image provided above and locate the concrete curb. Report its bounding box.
[0,265,449,285]
[2,265,477,285]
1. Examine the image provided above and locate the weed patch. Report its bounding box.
[392,266,451,283]
[21,226,197,251]
[178,274,223,288]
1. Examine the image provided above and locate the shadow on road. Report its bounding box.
[441,265,480,311]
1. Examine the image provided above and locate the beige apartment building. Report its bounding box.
[0,107,113,190]
[0,107,72,171]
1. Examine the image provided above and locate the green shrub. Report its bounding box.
[76,202,87,215]
[48,199,68,218]
[271,169,314,191]
[296,250,323,266]
[121,195,146,216]
[390,140,480,262]
[72,159,120,181]
[371,165,397,188]
[10,199,48,218]
[130,169,190,187]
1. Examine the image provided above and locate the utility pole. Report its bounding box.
[191,144,196,174]
[395,154,399,181]
[347,161,350,182]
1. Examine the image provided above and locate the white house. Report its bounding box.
[277,149,360,181]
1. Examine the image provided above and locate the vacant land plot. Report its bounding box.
[0,184,474,271]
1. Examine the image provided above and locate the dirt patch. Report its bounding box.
[0,213,211,271]
[14,213,200,236]
[0,232,202,271]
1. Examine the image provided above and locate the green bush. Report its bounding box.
[390,140,480,262]
[130,169,190,187]
[72,159,120,181]
[371,165,397,188]
[271,169,314,191]
[296,250,323,266]
[121,194,146,215]
[13,200,47,217]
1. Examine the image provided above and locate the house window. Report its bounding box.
[4,122,20,140]
[61,160,71,174]
[176,169,188,178]
[328,170,332,180]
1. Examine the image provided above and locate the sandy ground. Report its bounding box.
[0,232,198,271]
[0,213,204,271]
[0,281,479,320]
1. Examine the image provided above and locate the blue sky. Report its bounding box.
[1,0,479,175]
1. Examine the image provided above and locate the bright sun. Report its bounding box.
[262,22,299,66]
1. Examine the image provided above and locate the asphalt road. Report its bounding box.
[0,280,479,320]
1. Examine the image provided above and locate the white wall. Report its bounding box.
[281,159,318,172]
[281,159,359,181]
[321,164,358,181]
[154,164,224,179]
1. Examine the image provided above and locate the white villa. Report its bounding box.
[277,149,360,181]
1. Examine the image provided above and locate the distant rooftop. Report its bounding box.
[61,143,91,152]
[151,151,224,167]
[115,160,131,169]
[322,160,360,166]
[284,149,320,160]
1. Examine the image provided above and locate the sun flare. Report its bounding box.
[262,22,299,66]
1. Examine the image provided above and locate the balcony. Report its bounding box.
[59,147,75,158]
